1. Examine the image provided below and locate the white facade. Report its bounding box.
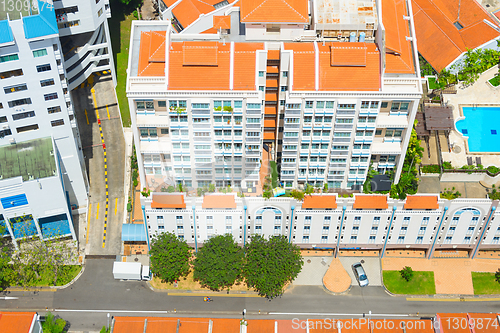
[53,0,116,90]
[140,194,499,258]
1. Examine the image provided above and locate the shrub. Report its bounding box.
[495,269,500,284]
[487,166,500,175]
[421,165,441,173]
[442,161,453,169]
[167,185,175,193]
[440,187,461,200]
[489,185,500,200]
[400,266,414,282]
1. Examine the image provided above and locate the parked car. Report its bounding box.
[352,262,369,287]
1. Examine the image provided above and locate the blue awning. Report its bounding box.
[122,223,147,242]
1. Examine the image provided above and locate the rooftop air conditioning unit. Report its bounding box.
[9,138,15,144]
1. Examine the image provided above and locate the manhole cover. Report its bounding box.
[307,259,311,263]
[134,258,139,262]
[453,146,461,154]
[361,259,365,264]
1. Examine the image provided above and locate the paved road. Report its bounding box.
[2,259,500,331]
[71,75,125,255]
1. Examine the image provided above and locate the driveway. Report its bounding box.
[339,257,382,286]
[293,256,333,286]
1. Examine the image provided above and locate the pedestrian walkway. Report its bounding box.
[382,258,500,295]
[322,258,351,293]
[293,256,333,286]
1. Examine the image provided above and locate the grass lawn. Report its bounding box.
[108,0,136,127]
[150,270,254,292]
[270,161,279,188]
[428,77,445,90]
[472,272,500,295]
[489,76,500,87]
[383,270,436,295]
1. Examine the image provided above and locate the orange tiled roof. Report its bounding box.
[353,195,388,209]
[319,42,380,91]
[172,0,214,29]
[0,312,36,333]
[265,106,277,114]
[263,131,275,140]
[284,43,315,91]
[113,317,241,333]
[151,193,186,209]
[404,195,439,209]
[233,43,264,90]
[169,41,230,90]
[240,0,308,23]
[213,15,231,29]
[183,42,219,66]
[467,314,500,333]
[201,27,218,33]
[113,317,146,333]
[437,314,471,333]
[137,31,166,77]
[302,195,337,209]
[277,319,307,333]
[202,194,237,209]
[496,11,500,20]
[264,119,276,127]
[383,0,416,74]
[412,0,500,72]
[162,0,179,7]
[247,320,276,333]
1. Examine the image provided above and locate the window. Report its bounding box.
[350,235,357,242]
[44,92,58,101]
[32,49,48,58]
[416,236,423,244]
[354,216,361,221]
[259,71,265,77]
[391,102,410,111]
[158,101,167,107]
[4,83,28,94]
[0,68,23,80]
[40,78,55,87]
[305,101,314,109]
[16,124,39,133]
[12,111,35,120]
[282,71,288,77]
[48,106,61,114]
[381,102,388,108]
[0,54,19,63]
[58,20,81,29]
[361,101,370,109]
[51,119,64,127]
[36,64,51,73]
[8,98,31,108]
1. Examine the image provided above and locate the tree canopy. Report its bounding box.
[193,234,243,291]
[150,232,191,283]
[244,235,303,299]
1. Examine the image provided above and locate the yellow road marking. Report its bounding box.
[106,104,110,119]
[115,198,118,215]
[91,88,99,119]
[86,203,91,245]
[406,297,500,302]
[167,293,260,298]
[84,109,89,125]
[96,202,100,219]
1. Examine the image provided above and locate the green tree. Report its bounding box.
[208,183,216,193]
[193,234,243,291]
[244,235,303,299]
[290,189,304,201]
[495,269,500,284]
[150,232,191,283]
[263,190,272,200]
[0,225,12,290]
[400,266,414,282]
[42,312,66,333]
[304,184,314,195]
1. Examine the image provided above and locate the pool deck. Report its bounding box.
[442,65,500,168]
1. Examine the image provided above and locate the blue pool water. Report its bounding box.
[455,106,500,152]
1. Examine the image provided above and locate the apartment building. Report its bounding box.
[135,193,499,259]
[128,0,422,193]
[54,0,117,89]
[0,0,88,246]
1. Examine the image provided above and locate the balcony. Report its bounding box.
[371,138,402,154]
[376,113,409,128]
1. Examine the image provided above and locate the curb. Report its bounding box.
[147,282,259,295]
[5,265,85,292]
[51,265,85,290]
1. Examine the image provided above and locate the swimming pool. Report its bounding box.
[455,106,500,153]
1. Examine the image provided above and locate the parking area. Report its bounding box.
[339,257,382,287]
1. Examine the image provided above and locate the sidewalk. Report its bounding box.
[382,258,500,295]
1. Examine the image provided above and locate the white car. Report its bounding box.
[352,262,369,287]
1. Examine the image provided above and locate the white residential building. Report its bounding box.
[54,0,117,89]
[134,193,499,259]
[127,0,422,192]
[0,0,88,245]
